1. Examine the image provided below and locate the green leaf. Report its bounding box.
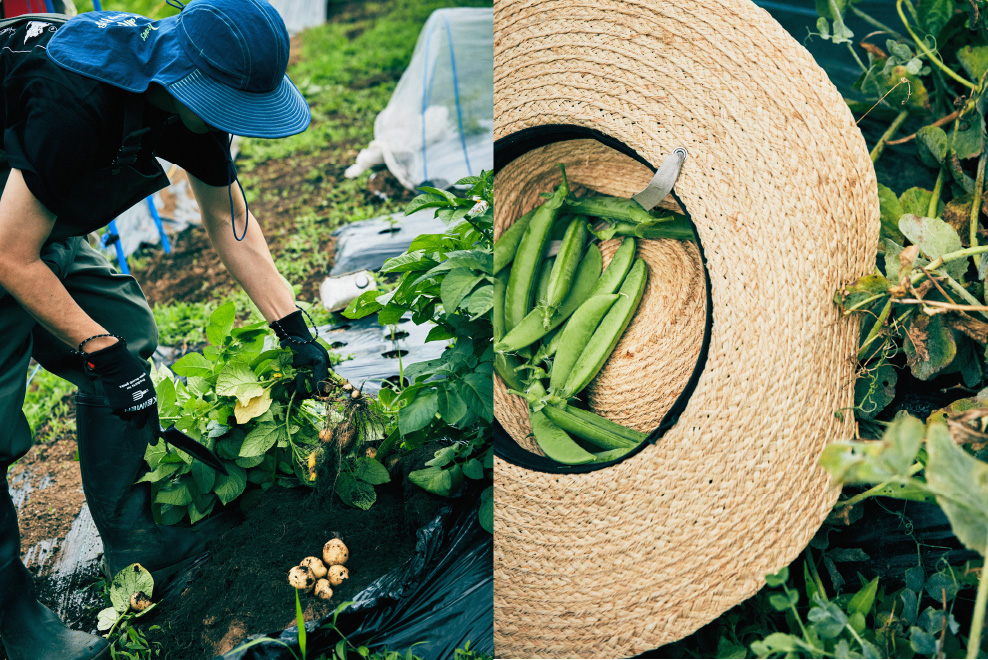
[906,565,926,592]
[440,269,483,313]
[191,462,216,493]
[353,456,390,485]
[765,566,789,587]
[425,445,458,467]
[381,250,438,273]
[807,596,848,638]
[97,607,119,632]
[342,289,384,320]
[855,363,897,421]
[408,465,453,496]
[849,577,879,617]
[750,633,809,657]
[924,569,961,602]
[898,214,965,280]
[378,302,407,326]
[439,386,469,426]
[916,125,947,167]
[716,637,747,660]
[899,187,944,219]
[465,285,494,318]
[136,462,181,484]
[213,464,247,505]
[926,422,988,554]
[819,414,925,484]
[462,458,485,480]
[405,193,449,216]
[918,0,953,37]
[950,113,985,160]
[171,352,214,379]
[479,485,492,533]
[910,627,937,655]
[159,503,186,525]
[335,471,377,510]
[877,184,906,243]
[398,389,439,434]
[240,422,282,457]
[769,591,798,611]
[154,482,192,507]
[460,373,494,421]
[234,389,273,424]
[958,45,988,82]
[206,301,236,346]
[903,314,957,381]
[109,563,155,613]
[425,325,455,342]
[215,357,264,405]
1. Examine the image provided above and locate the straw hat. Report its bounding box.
[492,0,879,656]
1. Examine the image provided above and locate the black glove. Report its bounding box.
[271,310,331,398]
[83,339,158,428]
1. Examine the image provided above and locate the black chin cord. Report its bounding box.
[224,133,249,242]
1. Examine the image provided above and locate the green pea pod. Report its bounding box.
[530,409,595,465]
[541,403,636,450]
[544,238,636,358]
[533,256,555,315]
[494,244,602,353]
[541,217,588,328]
[563,195,654,225]
[561,405,647,444]
[495,353,526,393]
[593,446,635,462]
[587,237,636,298]
[504,165,569,329]
[562,258,648,398]
[493,270,509,343]
[494,208,534,275]
[548,294,619,392]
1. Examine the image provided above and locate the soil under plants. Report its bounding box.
[142,482,427,659]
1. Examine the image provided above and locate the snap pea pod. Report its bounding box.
[542,403,636,451]
[533,256,555,314]
[504,165,569,330]
[562,258,648,398]
[495,243,602,353]
[562,405,647,444]
[548,294,619,392]
[541,217,588,327]
[494,208,534,275]
[530,409,596,465]
[544,238,636,358]
[495,353,526,393]
[593,446,635,462]
[493,270,509,343]
[563,195,654,225]
[593,219,696,242]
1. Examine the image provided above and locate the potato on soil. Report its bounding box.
[323,539,349,566]
[288,565,316,591]
[328,565,349,586]
[314,579,334,600]
[130,591,152,612]
[300,556,327,579]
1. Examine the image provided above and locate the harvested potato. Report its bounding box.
[288,565,315,592]
[328,565,349,586]
[300,556,327,579]
[323,539,349,566]
[314,579,334,600]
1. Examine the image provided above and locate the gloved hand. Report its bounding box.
[83,339,158,428]
[271,310,331,398]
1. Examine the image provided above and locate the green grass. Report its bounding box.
[23,366,75,441]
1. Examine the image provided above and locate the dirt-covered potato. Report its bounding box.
[130,591,152,612]
[323,539,349,566]
[300,556,327,579]
[314,579,334,600]
[288,565,316,592]
[328,565,349,586]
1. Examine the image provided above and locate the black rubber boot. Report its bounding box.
[75,392,235,592]
[0,480,109,660]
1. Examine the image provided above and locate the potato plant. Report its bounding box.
[145,301,389,523]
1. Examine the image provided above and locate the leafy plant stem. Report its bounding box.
[939,271,988,321]
[911,245,988,279]
[972,148,986,251]
[834,463,923,509]
[849,4,904,40]
[930,168,946,218]
[871,110,910,163]
[857,298,894,360]
[967,548,988,659]
[846,41,868,74]
[896,0,977,90]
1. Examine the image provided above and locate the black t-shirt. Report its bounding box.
[0,18,234,240]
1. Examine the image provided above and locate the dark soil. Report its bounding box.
[143,481,433,660]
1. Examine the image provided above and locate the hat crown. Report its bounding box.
[177,0,289,92]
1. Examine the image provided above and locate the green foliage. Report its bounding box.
[145,301,333,523]
[96,563,164,660]
[345,173,493,531]
[22,365,75,441]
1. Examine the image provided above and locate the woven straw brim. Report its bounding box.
[493,0,879,657]
[494,140,707,450]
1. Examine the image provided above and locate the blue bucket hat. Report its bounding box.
[46,0,310,139]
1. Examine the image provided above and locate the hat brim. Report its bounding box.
[492,0,880,656]
[167,69,310,139]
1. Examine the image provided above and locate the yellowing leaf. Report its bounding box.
[234,390,273,424]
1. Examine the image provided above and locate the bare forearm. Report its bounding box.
[202,211,296,322]
[0,259,114,350]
